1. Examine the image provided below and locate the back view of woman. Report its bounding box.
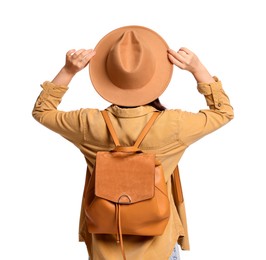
[32,25,234,260]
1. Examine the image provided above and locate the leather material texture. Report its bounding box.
[95,151,155,204]
[84,111,170,238]
[84,149,170,236]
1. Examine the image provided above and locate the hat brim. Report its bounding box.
[89,25,173,107]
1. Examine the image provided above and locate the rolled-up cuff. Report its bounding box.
[41,81,68,98]
[197,76,223,109]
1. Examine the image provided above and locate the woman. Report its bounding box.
[32,26,234,260]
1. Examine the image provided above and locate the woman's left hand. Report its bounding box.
[65,49,96,75]
[51,49,96,86]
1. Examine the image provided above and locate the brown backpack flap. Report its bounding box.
[95,151,155,204]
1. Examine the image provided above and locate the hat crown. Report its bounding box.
[106,30,156,89]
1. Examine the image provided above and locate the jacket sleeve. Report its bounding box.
[32,81,85,144]
[178,76,234,146]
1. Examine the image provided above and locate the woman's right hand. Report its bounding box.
[167,48,215,83]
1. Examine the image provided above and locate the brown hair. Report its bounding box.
[147,98,166,111]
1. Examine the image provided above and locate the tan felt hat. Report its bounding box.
[89,25,173,106]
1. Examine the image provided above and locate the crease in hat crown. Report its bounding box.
[89,25,173,106]
[106,30,156,90]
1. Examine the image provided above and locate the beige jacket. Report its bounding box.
[32,77,234,260]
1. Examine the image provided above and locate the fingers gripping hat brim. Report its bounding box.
[89,25,173,107]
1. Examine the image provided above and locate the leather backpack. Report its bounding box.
[84,110,170,259]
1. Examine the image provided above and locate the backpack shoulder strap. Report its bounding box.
[134,112,160,148]
[101,110,120,146]
[171,165,184,204]
[101,110,160,148]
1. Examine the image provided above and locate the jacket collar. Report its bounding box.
[106,105,158,118]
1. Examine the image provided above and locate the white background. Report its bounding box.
[1,0,265,259]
